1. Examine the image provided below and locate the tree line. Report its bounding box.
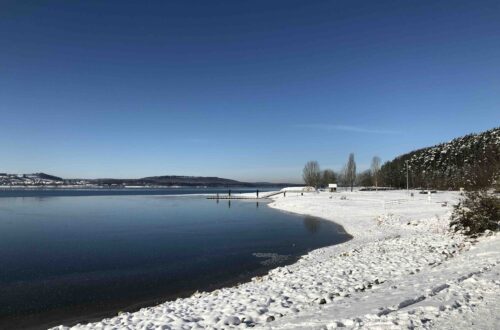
[302,127,499,191]
[379,127,499,190]
[302,154,381,191]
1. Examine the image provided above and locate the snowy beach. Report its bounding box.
[52,190,500,330]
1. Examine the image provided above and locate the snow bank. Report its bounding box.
[51,191,500,330]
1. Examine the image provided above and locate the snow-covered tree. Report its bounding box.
[380,127,499,190]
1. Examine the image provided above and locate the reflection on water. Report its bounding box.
[303,216,321,234]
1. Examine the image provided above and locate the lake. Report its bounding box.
[0,187,277,198]
[0,190,351,329]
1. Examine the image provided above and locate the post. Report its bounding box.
[229,189,231,198]
[256,189,259,199]
[406,160,409,195]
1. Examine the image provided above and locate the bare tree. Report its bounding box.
[346,153,356,192]
[321,169,337,187]
[337,165,347,190]
[371,156,381,190]
[302,161,321,188]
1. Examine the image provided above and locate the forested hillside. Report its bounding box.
[380,127,500,190]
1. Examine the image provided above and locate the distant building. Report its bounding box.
[328,183,338,192]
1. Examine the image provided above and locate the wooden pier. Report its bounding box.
[206,195,259,200]
[206,190,284,200]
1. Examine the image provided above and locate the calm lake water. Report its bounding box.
[0,187,278,198]
[0,191,350,329]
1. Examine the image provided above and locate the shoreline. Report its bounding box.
[267,191,500,329]
[4,258,300,330]
[2,193,348,330]
[50,190,499,329]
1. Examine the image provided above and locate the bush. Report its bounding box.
[450,191,500,235]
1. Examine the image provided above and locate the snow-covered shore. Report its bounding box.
[52,191,499,330]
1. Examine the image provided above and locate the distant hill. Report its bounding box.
[141,175,245,186]
[91,175,256,187]
[380,127,500,190]
[88,175,297,187]
[34,173,63,181]
[1,172,295,188]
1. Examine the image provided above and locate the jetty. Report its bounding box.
[206,195,258,200]
[206,190,285,200]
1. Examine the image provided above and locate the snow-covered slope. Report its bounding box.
[380,127,500,189]
[52,191,499,330]
[266,192,499,329]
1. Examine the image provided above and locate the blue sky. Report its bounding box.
[1,0,499,182]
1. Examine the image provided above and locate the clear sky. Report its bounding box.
[1,0,499,182]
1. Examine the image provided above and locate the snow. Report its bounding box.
[51,190,499,330]
[279,187,316,192]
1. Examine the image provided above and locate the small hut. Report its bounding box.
[328,183,338,192]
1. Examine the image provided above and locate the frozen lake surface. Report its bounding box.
[0,193,350,328]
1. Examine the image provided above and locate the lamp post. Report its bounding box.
[406,160,410,195]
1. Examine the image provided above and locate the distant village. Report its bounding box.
[0,173,90,187]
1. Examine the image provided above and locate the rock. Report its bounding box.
[257,308,268,315]
[377,308,392,316]
[223,316,241,325]
[266,315,275,322]
[319,298,327,304]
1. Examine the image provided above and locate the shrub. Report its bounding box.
[450,191,500,235]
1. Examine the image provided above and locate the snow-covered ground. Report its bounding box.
[52,190,500,330]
